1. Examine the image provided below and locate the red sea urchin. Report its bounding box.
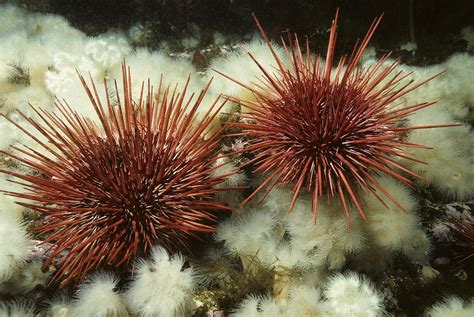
[0,64,232,286]
[217,11,452,223]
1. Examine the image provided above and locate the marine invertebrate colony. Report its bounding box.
[218,12,451,222]
[0,64,232,286]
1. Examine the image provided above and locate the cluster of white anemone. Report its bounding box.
[0,247,196,317]
[216,175,429,298]
[233,272,384,317]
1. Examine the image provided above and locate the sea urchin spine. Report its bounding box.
[0,63,233,286]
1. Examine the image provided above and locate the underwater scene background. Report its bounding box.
[0,0,473,316]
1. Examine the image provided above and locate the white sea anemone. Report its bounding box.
[231,294,282,317]
[285,285,326,316]
[45,295,74,317]
[0,212,30,283]
[286,196,365,271]
[406,118,474,200]
[0,175,26,218]
[125,247,196,317]
[362,176,426,258]
[0,260,49,295]
[216,207,279,261]
[0,300,35,317]
[73,273,128,317]
[208,38,289,100]
[116,48,200,97]
[426,296,474,317]
[324,272,384,317]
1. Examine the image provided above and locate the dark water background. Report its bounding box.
[8,0,474,65]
